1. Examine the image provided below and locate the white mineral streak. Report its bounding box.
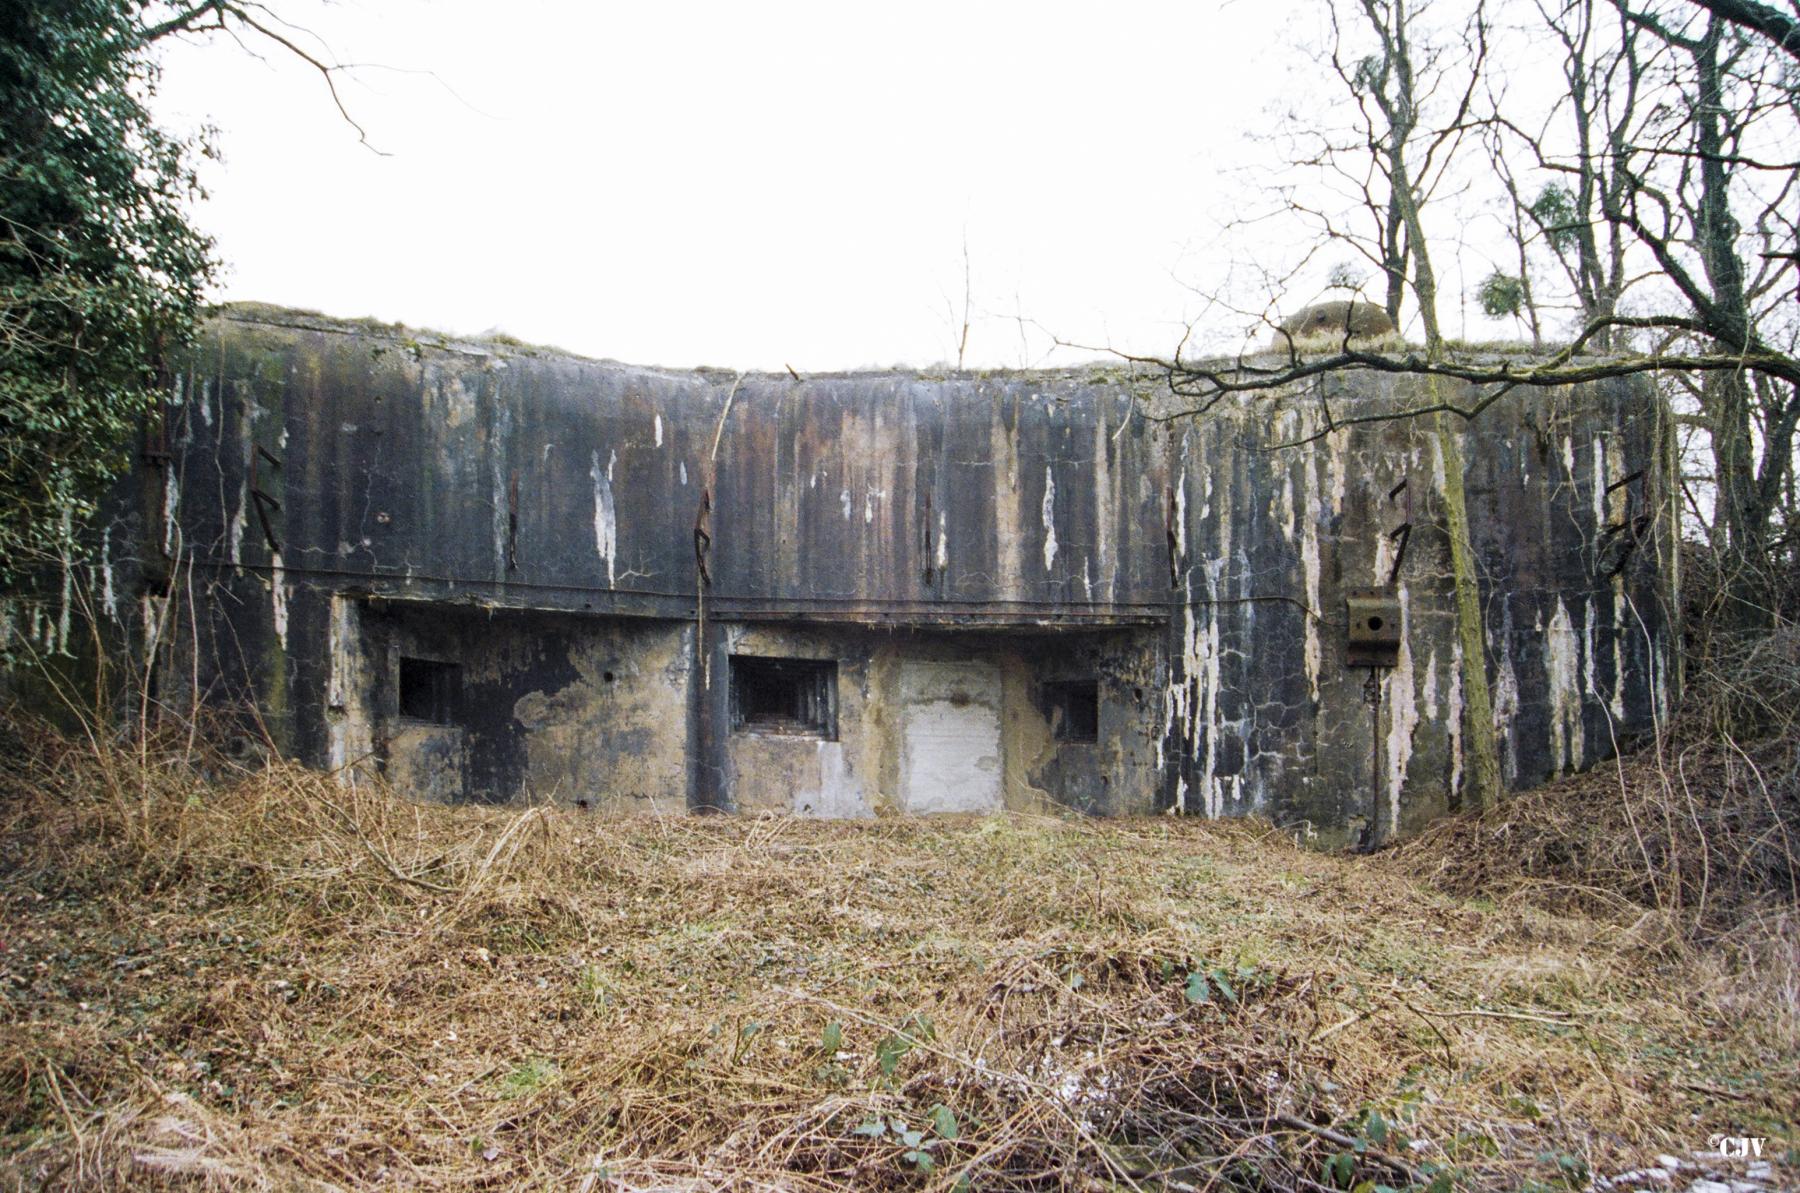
[679,461,688,486]
[864,488,877,525]
[162,470,180,556]
[1545,597,1584,775]
[1563,435,1577,479]
[840,487,851,521]
[140,594,166,665]
[1093,404,1111,594]
[1491,619,1521,785]
[1300,441,1324,704]
[325,596,359,772]
[1173,456,1189,552]
[589,451,617,588]
[1165,439,1225,818]
[1041,467,1058,571]
[1421,646,1439,719]
[1653,632,1670,727]
[1182,582,1225,818]
[1276,468,1295,542]
[935,510,948,572]
[1382,585,1419,834]
[1327,429,1348,516]
[228,486,246,568]
[491,404,511,574]
[271,551,289,650]
[1583,595,1601,710]
[100,527,116,621]
[55,508,73,653]
[1161,436,1191,790]
[654,413,663,447]
[1448,637,1465,797]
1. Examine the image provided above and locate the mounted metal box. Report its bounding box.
[1345,587,1402,668]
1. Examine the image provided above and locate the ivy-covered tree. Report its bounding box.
[0,0,214,583]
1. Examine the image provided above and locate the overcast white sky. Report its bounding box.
[149,0,1457,371]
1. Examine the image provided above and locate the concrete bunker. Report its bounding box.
[80,307,1676,842]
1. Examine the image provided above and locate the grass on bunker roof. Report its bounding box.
[0,723,1794,1191]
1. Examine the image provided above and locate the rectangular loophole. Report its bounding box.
[730,656,836,738]
[398,656,461,724]
[1044,679,1099,743]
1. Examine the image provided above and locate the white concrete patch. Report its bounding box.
[899,660,1003,814]
[441,372,476,429]
[589,451,617,587]
[1041,466,1058,571]
[654,413,663,447]
[793,741,872,818]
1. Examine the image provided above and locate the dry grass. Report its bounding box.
[0,720,1795,1192]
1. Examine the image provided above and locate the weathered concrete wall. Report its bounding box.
[69,306,1674,837]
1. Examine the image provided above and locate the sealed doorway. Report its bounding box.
[898,660,1003,813]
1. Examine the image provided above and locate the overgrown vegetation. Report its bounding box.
[0,0,213,582]
[0,715,1794,1191]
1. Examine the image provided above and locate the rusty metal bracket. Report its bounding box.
[250,444,282,554]
[1606,467,1646,497]
[1598,469,1648,577]
[1385,478,1413,586]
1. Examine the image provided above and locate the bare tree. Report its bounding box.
[1151,0,1798,613]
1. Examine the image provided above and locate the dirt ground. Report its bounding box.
[1,734,1795,1191]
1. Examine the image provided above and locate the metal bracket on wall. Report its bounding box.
[1599,469,1648,578]
[1385,478,1413,585]
[250,444,282,554]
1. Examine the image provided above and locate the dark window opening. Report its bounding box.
[730,656,837,738]
[1044,679,1099,743]
[399,656,461,724]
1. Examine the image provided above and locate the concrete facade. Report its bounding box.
[66,306,1676,842]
